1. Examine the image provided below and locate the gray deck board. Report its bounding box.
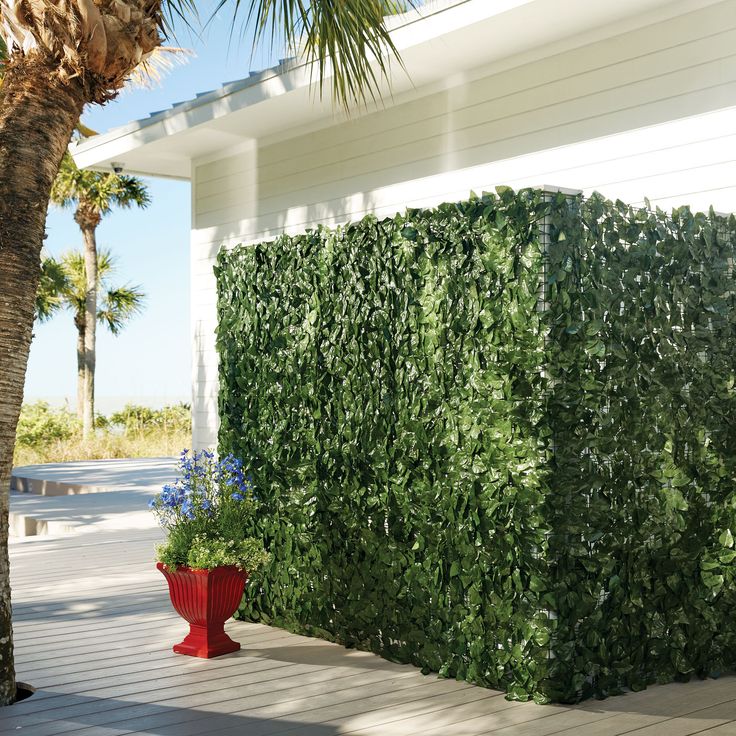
[698,725,736,735]
[4,529,736,736]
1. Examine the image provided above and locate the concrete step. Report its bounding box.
[9,457,176,538]
[11,457,176,496]
[9,490,158,538]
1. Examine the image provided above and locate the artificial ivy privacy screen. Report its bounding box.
[215,188,736,703]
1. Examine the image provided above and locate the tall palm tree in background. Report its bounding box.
[36,250,145,421]
[0,0,412,705]
[51,155,150,437]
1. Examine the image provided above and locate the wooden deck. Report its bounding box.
[5,528,736,736]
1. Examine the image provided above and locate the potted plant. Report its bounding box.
[149,449,269,658]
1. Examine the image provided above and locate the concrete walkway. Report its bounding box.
[9,458,176,537]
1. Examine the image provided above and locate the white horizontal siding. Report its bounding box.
[195,387,218,405]
[195,2,736,222]
[190,0,736,448]
[193,427,218,450]
[194,0,734,192]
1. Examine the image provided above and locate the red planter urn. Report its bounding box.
[157,562,249,658]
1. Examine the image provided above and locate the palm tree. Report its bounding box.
[51,155,150,437]
[0,0,411,706]
[37,250,145,421]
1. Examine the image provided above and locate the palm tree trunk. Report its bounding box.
[75,314,86,421]
[0,57,85,706]
[81,227,97,438]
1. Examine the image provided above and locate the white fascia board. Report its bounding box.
[70,0,720,179]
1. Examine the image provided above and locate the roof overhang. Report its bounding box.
[71,0,713,180]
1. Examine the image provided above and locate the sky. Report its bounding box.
[24,9,281,413]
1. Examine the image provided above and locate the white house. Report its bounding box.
[72,0,736,450]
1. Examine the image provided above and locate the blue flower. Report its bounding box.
[151,450,254,525]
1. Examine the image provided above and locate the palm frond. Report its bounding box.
[166,0,416,109]
[127,46,194,91]
[160,0,200,40]
[50,154,81,209]
[75,121,98,138]
[96,250,117,277]
[382,1,414,14]
[99,285,145,335]
[57,248,146,334]
[0,1,36,58]
[36,255,69,322]
[264,0,413,106]
[59,250,88,313]
[5,0,413,109]
[111,175,152,210]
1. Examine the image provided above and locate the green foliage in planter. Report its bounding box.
[215,187,736,703]
[158,533,269,572]
[151,450,270,573]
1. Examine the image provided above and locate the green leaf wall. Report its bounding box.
[216,189,736,702]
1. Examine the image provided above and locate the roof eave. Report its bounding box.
[71,0,706,179]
